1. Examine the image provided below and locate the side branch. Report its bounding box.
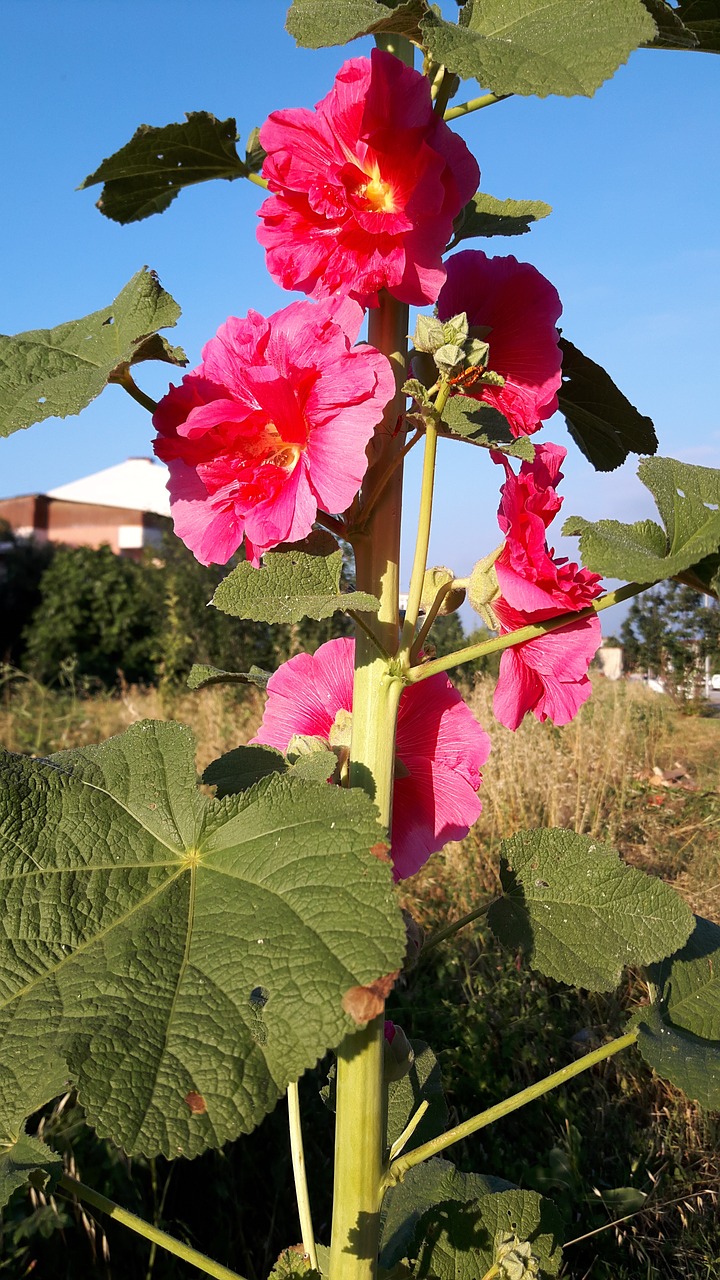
[114,368,158,414]
[406,582,648,683]
[444,93,511,120]
[385,1029,639,1185]
[57,1174,247,1280]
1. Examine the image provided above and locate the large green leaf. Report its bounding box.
[557,338,658,471]
[449,193,552,248]
[380,1158,513,1269]
[563,457,720,587]
[386,1040,448,1158]
[488,829,694,992]
[0,270,185,438]
[0,1129,63,1210]
[643,0,720,52]
[0,722,404,1158]
[81,113,255,224]
[421,0,656,97]
[412,1188,563,1278]
[632,1006,720,1109]
[649,917,720,1041]
[203,744,338,798]
[286,0,427,47]
[439,395,536,461]
[212,532,379,624]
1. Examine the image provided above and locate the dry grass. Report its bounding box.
[413,674,720,928]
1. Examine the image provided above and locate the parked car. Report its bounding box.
[711,673,720,691]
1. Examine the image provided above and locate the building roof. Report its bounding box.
[47,457,171,516]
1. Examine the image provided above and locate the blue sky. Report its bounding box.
[2,2,719,630]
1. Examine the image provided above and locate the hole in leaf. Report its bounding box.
[676,488,686,498]
[703,502,719,511]
[157,153,164,160]
[37,396,46,405]
[249,985,269,1009]
[102,315,115,326]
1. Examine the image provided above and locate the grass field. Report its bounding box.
[0,669,718,1278]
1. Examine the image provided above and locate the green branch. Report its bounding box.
[57,1174,246,1280]
[385,1029,639,1185]
[421,897,500,956]
[246,171,269,190]
[288,1081,319,1271]
[406,582,648,684]
[114,368,158,414]
[444,93,511,120]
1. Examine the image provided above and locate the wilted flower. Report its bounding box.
[251,638,491,879]
[437,250,563,437]
[153,297,394,566]
[257,49,479,307]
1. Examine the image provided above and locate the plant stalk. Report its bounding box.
[288,1080,319,1271]
[57,1173,246,1280]
[385,1029,639,1184]
[407,582,649,683]
[329,36,412,1264]
[444,93,511,120]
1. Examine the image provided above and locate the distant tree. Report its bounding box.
[620,581,720,700]
[427,612,501,687]
[0,524,55,665]
[24,545,163,686]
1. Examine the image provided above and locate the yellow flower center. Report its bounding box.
[360,165,396,214]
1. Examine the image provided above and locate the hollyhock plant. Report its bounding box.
[257,49,479,307]
[152,296,394,566]
[491,444,603,730]
[251,637,491,880]
[436,250,563,437]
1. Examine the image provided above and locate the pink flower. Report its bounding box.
[153,297,394,566]
[436,250,563,437]
[251,638,491,880]
[257,49,479,307]
[491,445,603,729]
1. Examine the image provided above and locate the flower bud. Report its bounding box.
[468,546,503,629]
[383,1021,414,1082]
[495,1234,540,1280]
[421,566,466,616]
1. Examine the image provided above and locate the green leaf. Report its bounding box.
[631,1005,720,1109]
[212,532,380,624]
[0,722,405,1157]
[187,664,271,692]
[440,394,537,461]
[286,0,427,48]
[412,1188,563,1278]
[81,113,250,224]
[641,0,701,47]
[649,917,720,1041]
[380,1158,513,1269]
[0,1128,63,1210]
[0,269,185,438]
[644,0,720,52]
[557,337,658,471]
[674,551,720,599]
[450,193,552,248]
[387,1041,448,1158]
[488,829,694,992]
[563,457,720,587]
[203,743,338,798]
[421,0,656,98]
[677,0,720,52]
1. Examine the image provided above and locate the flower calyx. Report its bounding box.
[383,1020,414,1083]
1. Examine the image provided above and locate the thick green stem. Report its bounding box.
[288,1081,319,1271]
[57,1174,246,1280]
[385,1029,639,1185]
[407,582,649,683]
[329,71,412,1269]
[400,418,439,655]
[113,368,158,414]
